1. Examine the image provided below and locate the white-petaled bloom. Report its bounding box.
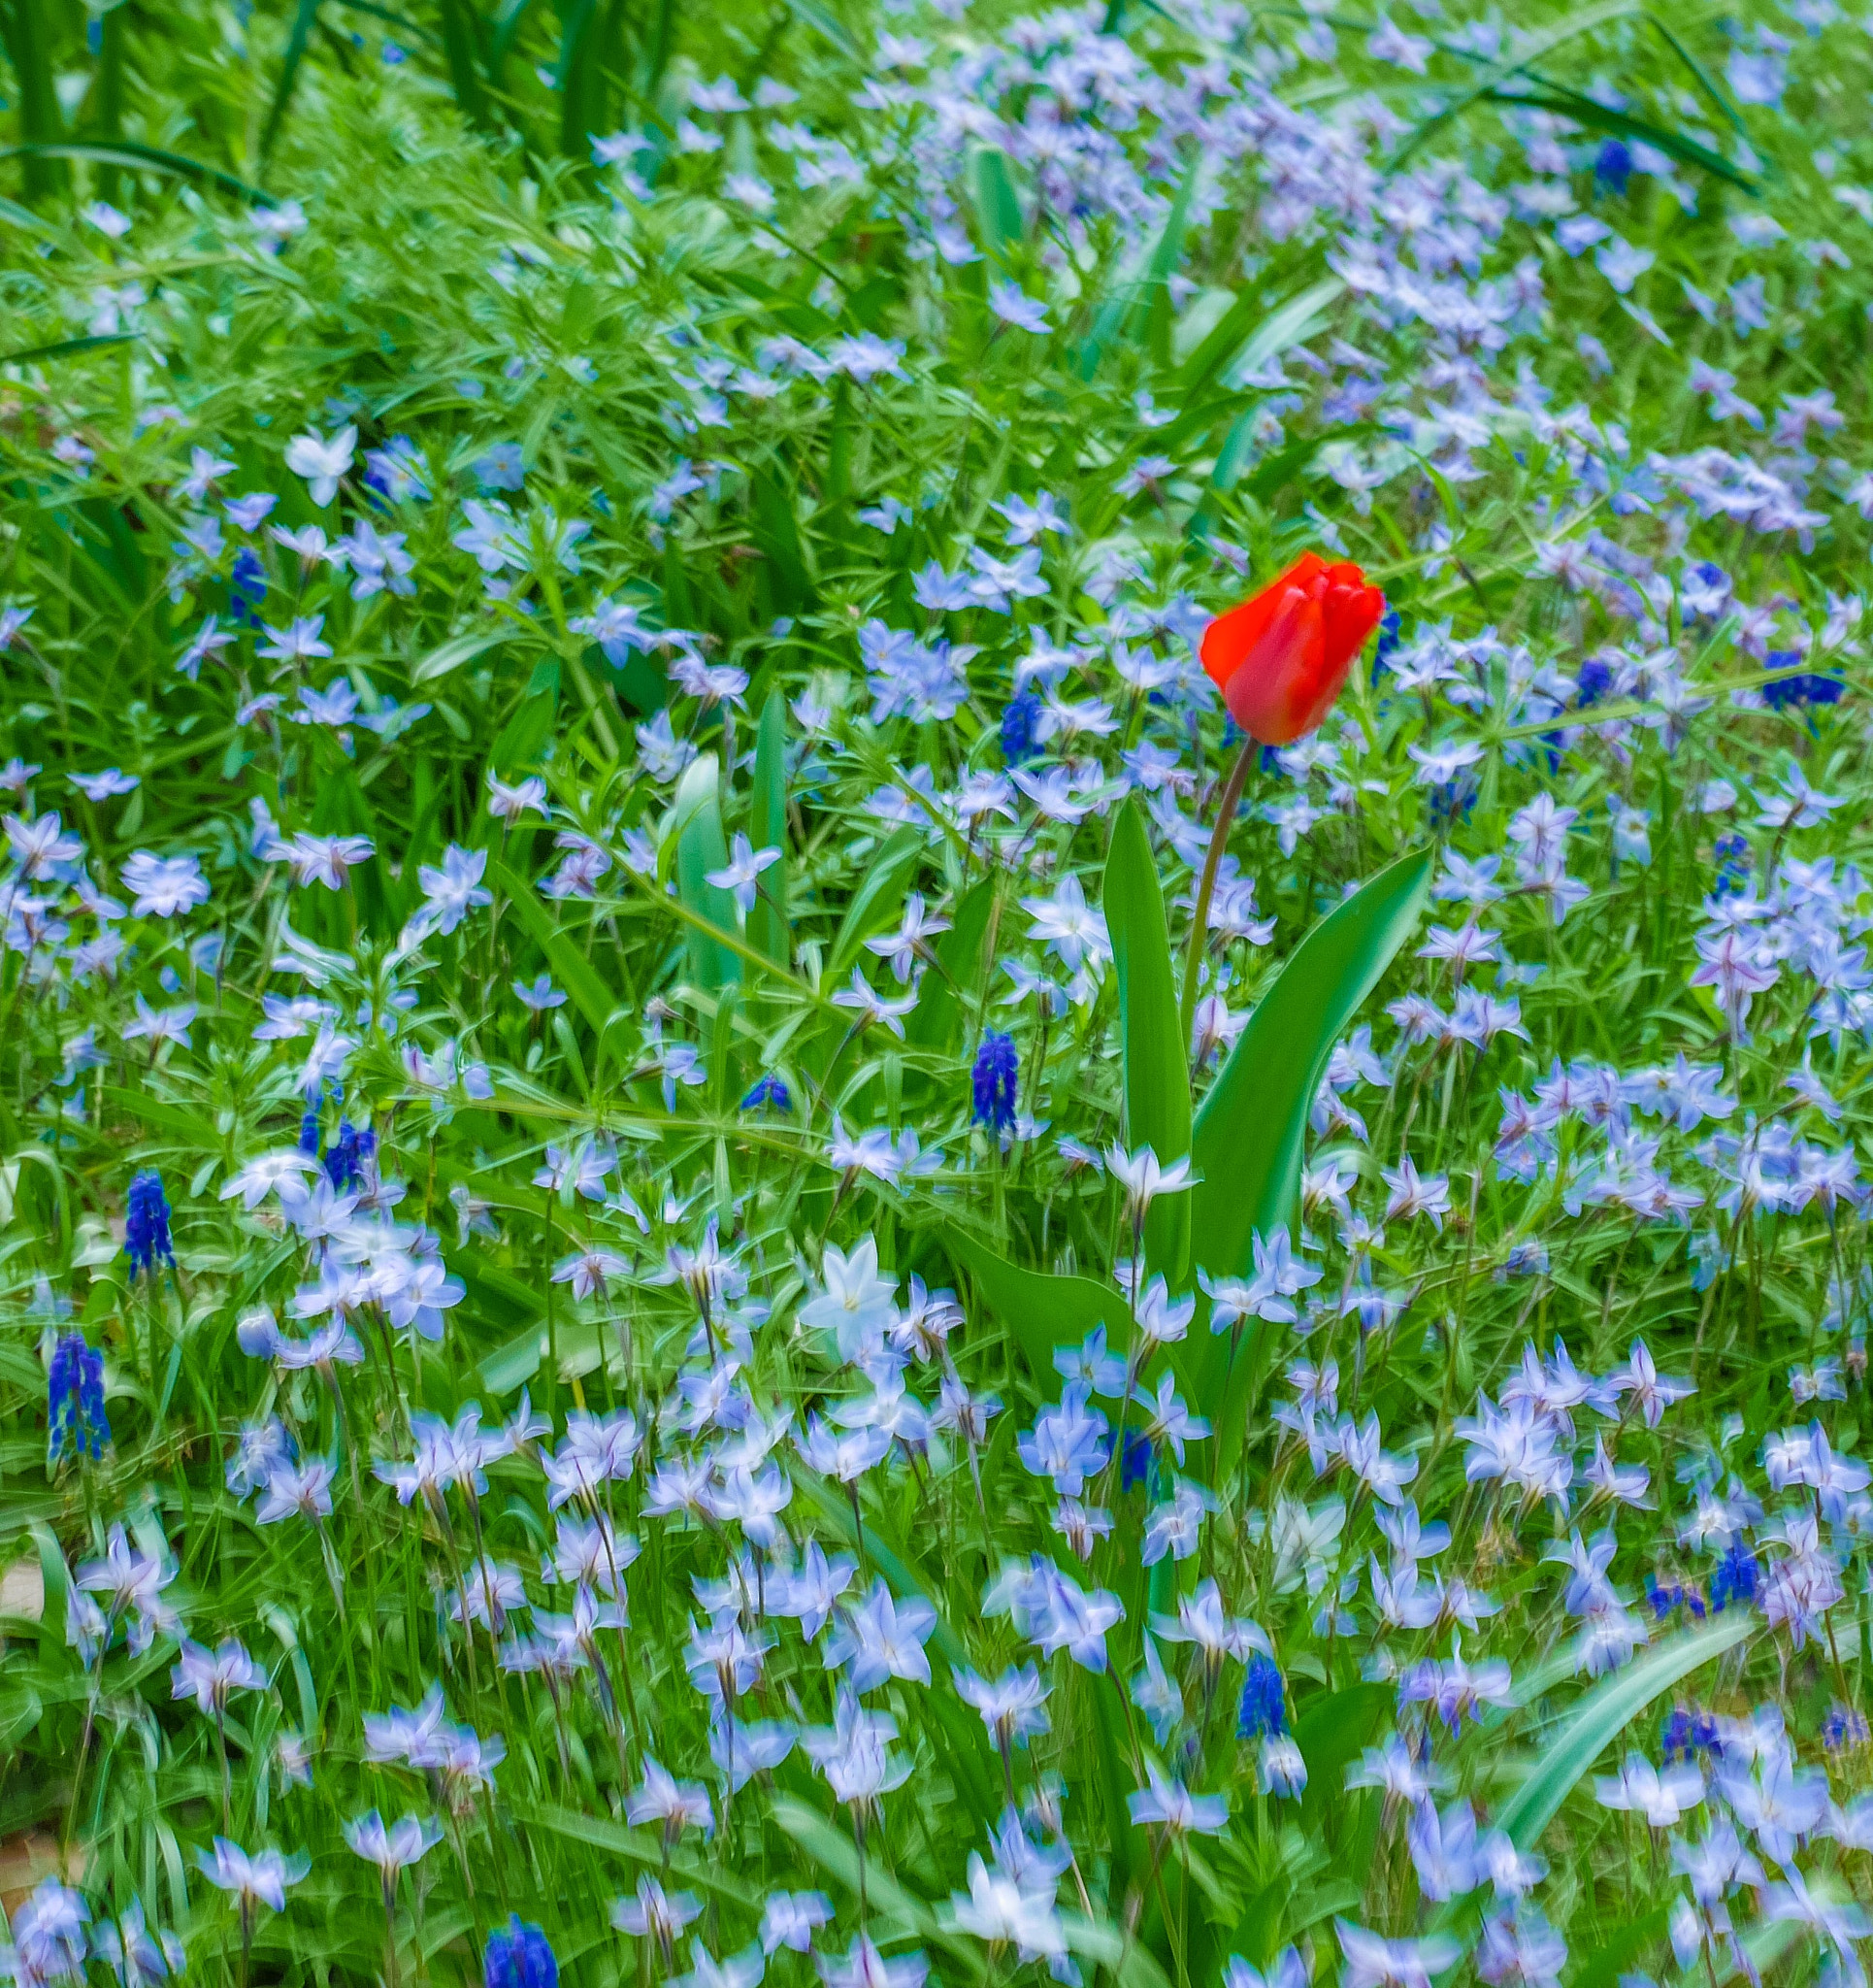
[1106,1143,1194,1228]
[342,1811,443,1887]
[1594,1753,1705,1828]
[284,425,356,506]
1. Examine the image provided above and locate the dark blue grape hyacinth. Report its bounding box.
[1761,652,1845,712]
[1713,833,1752,900]
[1370,606,1402,683]
[484,1919,556,1988]
[971,1032,1019,1134]
[1661,1705,1721,1763]
[1710,1541,1758,1611]
[1237,1652,1287,1740]
[298,1107,321,1158]
[1119,1426,1152,1491]
[741,1074,792,1114]
[124,1170,174,1278]
[324,1119,376,1192]
[48,1333,110,1464]
[1000,691,1042,765]
[1594,139,1633,195]
[1576,658,1613,709]
[228,547,268,628]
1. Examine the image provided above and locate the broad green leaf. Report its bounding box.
[410,628,509,684]
[493,858,621,1039]
[1191,846,1432,1288]
[1485,80,1758,193]
[673,755,740,991]
[1081,156,1199,379]
[520,1802,760,1906]
[1219,276,1344,391]
[748,690,791,968]
[969,145,1024,263]
[0,0,61,203]
[1104,797,1191,1281]
[947,1227,1124,1380]
[488,679,557,771]
[261,0,323,164]
[751,464,812,613]
[828,824,923,980]
[905,875,996,1055]
[0,140,267,202]
[437,0,491,128]
[795,1469,968,1670]
[1188,847,1431,1456]
[1294,1681,1390,1836]
[1496,1612,1755,1849]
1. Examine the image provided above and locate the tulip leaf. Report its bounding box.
[827,824,923,980]
[1218,275,1345,392]
[1104,796,1192,1283]
[491,861,622,1043]
[748,690,791,969]
[905,874,997,1055]
[672,755,739,991]
[1495,1611,1755,1850]
[1187,846,1431,1454]
[946,1227,1125,1381]
[969,144,1024,263]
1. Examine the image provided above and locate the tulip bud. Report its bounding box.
[1199,551,1384,746]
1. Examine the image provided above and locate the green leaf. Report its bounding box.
[1496,1613,1755,1850]
[519,1802,760,1906]
[1570,1906,1672,1988]
[1191,847,1430,1286]
[748,690,791,969]
[1294,1681,1390,1836]
[1484,80,1758,193]
[0,331,134,368]
[969,144,1024,264]
[1104,797,1192,1281]
[786,0,858,59]
[488,680,556,773]
[0,0,62,202]
[673,755,740,991]
[0,141,269,203]
[410,627,509,684]
[1218,276,1344,391]
[905,875,996,1055]
[1081,155,1199,379]
[827,825,923,980]
[492,859,621,1039]
[751,465,811,614]
[261,0,324,165]
[946,1227,1125,1380]
[794,1468,969,1668]
[1386,0,1647,169]
[1187,847,1431,1455]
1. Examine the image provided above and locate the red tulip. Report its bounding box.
[1199,551,1384,746]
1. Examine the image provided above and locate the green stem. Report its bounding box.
[1178,740,1256,1043]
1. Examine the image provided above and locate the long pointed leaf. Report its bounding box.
[1496,1613,1755,1849]
[673,755,739,991]
[492,858,619,1038]
[1191,846,1430,1288]
[1189,847,1430,1455]
[748,690,792,969]
[1105,796,1191,1280]
[947,1228,1125,1381]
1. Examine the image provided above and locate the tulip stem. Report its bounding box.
[1180,739,1257,1045]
